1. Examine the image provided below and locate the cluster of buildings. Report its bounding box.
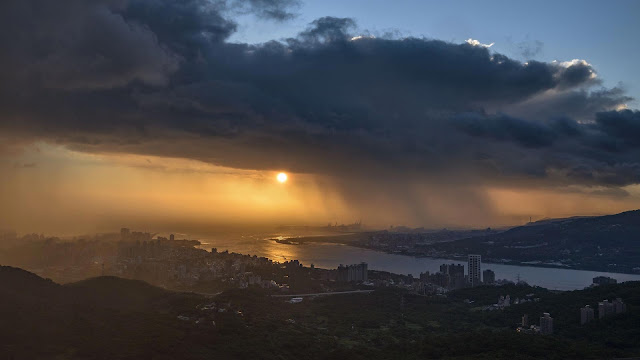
[362,228,497,256]
[484,293,540,311]
[112,230,380,293]
[516,297,627,336]
[418,255,498,292]
[517,312,554,335]
[419,263,465,290]
[19,227,378,293]
[336,263,368,282]
[580,298,627,324]
[109,229,297,290]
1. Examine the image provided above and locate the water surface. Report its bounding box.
[195,232,640,291]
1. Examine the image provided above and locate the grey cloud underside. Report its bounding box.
[0,0,638,188]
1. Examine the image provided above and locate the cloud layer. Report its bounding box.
[1,0,638,194]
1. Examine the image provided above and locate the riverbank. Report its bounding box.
[287,233,640,276]
[197,234,640,290]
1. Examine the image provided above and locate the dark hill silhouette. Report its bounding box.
[2,266,640,359]
[0,268,204,359]
[66,276,172,311]
[0,265,59,291]
[0,265,62,306]
[429,209,640,273]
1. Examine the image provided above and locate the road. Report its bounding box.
[271,289,375,297]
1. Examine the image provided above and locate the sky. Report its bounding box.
[232,0,640,101]
[1,0,640,235]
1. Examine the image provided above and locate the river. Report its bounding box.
[195,232,640,291]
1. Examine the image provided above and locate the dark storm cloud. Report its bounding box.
[556,61,597,89]
[0,0,180,89]
[119,0,237,51]
[450,109,640,186]
[502,87,632,122]
[595,110,640,149]
[0,1,638,191]
[453,113,557,148]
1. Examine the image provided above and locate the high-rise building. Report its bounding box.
[613,298,627,314]
[468,255,481,287]
[439,263,466,289]
[427,272,449,288]
[597,298,626,319]
[440,263,465,277]
[580,305,594,325]
[599,300,615,319]
[483,269,495,284]
[360,262,368,282]
[540,313,553,335]
[170,234,175,241]
[521,314,529,327]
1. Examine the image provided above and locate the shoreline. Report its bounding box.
[284,234,640,276]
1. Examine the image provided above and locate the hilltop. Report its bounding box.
[0,266,202,359]
[326,209,640,273]
[425,209,640,273]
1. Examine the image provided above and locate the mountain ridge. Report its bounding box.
[428,209,640,273]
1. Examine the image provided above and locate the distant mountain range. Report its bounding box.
[427,209,640,273]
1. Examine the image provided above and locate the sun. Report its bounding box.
[277,172,288,183]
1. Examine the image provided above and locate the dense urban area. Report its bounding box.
[1,227,638,359]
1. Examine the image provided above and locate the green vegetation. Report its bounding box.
[2,265,639,359]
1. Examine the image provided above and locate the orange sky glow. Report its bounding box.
[2,142,638,236]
